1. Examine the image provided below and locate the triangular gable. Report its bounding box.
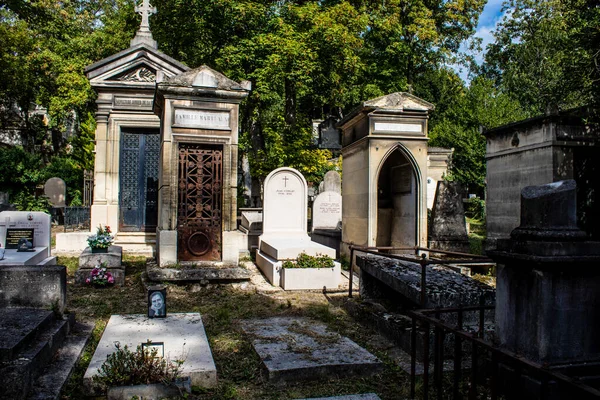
[162,65,250,92]
[364,92,435,111]
[85,43,189,88]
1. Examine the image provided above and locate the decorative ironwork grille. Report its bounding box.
[119,131,160,232]
[177,144,223,261]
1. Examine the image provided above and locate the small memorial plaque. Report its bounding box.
[141,341,165,358]
[5,228,34,249]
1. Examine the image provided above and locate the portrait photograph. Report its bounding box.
[148,288,166,318]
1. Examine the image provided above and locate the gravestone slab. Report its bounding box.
[0,265,67,312]
[242,317,382,383]
[84,313,217,392]
[323,170,341,194]
[0,211,52,259]
[318,117,342,150]
[257,168,336,287]
[312,191,342,231]
[44,177,66,208]
[0,308,54,362]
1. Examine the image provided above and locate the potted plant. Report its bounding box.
[87,225,114,253]
[280,253,341,290]
[85,262,115,288]
[94,341,188,399]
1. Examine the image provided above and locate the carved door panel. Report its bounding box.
[119,131,160,232]
[177,144,223,261]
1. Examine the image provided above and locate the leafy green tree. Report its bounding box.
[483,0,598,115]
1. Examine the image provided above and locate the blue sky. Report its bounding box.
[455,0,506,82]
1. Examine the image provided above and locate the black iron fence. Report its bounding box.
[64,206,91,232]
[407,306,600,399]
[347,245,600,399]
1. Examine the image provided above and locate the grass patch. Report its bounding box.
[59,256,411,399]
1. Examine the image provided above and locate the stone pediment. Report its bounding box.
[85,43,189,89]
[364,92,435,111]
[162,65,251,92]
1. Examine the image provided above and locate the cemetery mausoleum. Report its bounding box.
[338,92,434,256]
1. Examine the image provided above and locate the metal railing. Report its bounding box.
[64,206,91,232]
[347,245,491,306]
[408,306,600,399]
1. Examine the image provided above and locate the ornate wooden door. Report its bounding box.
[119,131,160,232]
[177,144,223,261]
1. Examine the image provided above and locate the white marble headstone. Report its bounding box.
[262,167,307,234]
[312,191,342,231]
[44,177,66,207]
[0,211,51,257]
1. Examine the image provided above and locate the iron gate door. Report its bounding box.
[177,143,223,261]
[119,131,160,232]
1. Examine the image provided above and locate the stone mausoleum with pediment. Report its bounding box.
[56,1,251,266]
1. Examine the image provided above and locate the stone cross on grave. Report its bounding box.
[135,0,156,32]
[282,176,289,188]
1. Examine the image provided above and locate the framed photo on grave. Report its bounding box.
[5,228,34,249]
[148,288,167,318]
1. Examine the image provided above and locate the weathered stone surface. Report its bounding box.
[489,180,600,366]
[0,265,66,312]
[428,181,469,253]
[147,266,251,281]
[84,313,217,392]
[76,245,124,286]
[356,253,495,311]
[0,308,54,362]
[512,180,586,240]
[79,245,123,269]
[297,395,381,400]
[241,317,383,383]
[280,262,341,290]
[241,211,262,231]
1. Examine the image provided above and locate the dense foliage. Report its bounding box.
[1,0,598,206]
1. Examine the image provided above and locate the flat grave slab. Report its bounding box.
[241,317,383,384]
[0,247,55,266]
[84,313,217,391]
[0,308,54,362]
[297,395,381,400]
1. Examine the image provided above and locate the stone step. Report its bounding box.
[0,313,75,400]
[28,321,94,400]
[0,309,56,363]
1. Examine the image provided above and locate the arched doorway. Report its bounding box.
[376,148,418,248]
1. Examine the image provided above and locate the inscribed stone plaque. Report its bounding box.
[312,191,342,231]
[114,96,153,110]
[0,211,51,256]
[173,109,230,130]
[5,228,34,249]
[373,122,422,134]
[262,167,307,234]
[44,177,66,207]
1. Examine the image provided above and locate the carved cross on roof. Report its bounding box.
[135,0,156,32]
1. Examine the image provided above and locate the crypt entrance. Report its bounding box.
[119,129,160,232]
[177,143,223,261]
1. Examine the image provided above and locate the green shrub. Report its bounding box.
[94,341,184,388]
[465,197,486,221]
[282,253,335,269]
